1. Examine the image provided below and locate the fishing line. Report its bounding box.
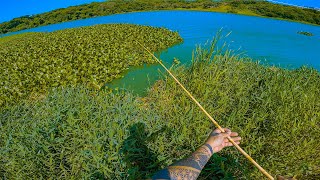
[137,42,274,180]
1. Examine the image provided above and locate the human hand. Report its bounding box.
[205,128,241,153]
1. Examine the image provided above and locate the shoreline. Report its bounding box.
[1,1,320,35]
[1,9,319,38]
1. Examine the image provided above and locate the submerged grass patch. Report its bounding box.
[0,24,182,106]
[297,31,314,36]
[1,40,319,179]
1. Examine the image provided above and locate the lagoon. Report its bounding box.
[6,11,320,94]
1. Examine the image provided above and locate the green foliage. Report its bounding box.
[1,39,319,179]
[0,32,38,43]
[0,87,146,179]
[240,1,320,24]
[0,24,182,106]
[121,122,165,179]
[0,0,319,34]
[146,41,320,179]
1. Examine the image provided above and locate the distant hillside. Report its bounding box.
[0,0,320,34]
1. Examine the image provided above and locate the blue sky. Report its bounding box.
[0,0,105,23]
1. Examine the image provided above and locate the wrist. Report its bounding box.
[205,138,219,153]
[203,143,214,155]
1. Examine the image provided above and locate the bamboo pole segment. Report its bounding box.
[138,42,274,180]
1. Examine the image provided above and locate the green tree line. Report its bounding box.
[0,0,319,34]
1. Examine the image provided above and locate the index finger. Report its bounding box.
[223,128,231,133]
[213,128,231,134]
[230,132,239,137]
[222,128,239,137]
[213,128,222,134]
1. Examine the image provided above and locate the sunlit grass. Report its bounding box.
[146,40,320,179]
[1,38,319,179]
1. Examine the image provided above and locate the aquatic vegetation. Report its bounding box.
[0,24,182,106]
[1,40,319,179]
[0,32,38,43]
[297,31,314,36]
[1,0,320,34]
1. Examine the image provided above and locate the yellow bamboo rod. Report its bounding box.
[138,42,274,180]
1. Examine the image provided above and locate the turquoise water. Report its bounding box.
[4,11,320,95]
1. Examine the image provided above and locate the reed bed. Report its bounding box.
[146,42,320,179]
[1,40,319,179]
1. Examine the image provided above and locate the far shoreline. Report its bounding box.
[1,9,319,39]
[1,0,320,35]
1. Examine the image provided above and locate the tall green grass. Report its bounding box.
[0,87,142,179]
[1,39,319,179]
[146,41,320,179]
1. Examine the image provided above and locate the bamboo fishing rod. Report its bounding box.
[138,42,274,180]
